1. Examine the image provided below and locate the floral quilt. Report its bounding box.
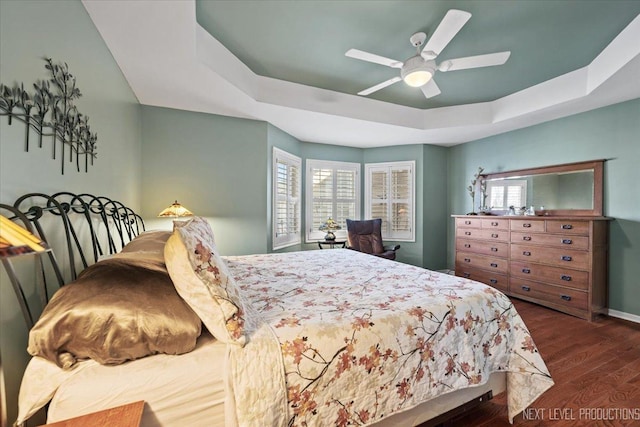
[224,249,554,427]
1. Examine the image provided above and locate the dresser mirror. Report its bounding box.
[482,160,604,217]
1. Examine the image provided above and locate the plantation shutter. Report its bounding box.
[335,169,357,227]
[370,169,389,234]
[506,184,525,208]
[273,148,301,249]
[365,162,415,241]
[306,160,360,241]
[391,167,411,237]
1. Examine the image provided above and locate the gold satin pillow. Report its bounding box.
[121,230,172,254]
[28,252,202,369]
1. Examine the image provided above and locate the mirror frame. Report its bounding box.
[482,159,604,217]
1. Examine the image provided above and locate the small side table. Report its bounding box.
[38,401,145,427]
[317,239,347,249]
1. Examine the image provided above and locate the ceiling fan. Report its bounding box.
[345,9,511,99]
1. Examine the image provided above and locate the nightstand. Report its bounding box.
[317,239,347,249]
[38,401,144,427]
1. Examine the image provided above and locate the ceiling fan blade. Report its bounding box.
[358,77,402,96]
[420,79,441,98]
[422,9,472,57]
[346,49,403,69]
[438,51,511,72]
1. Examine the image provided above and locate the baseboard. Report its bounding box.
[607,308,640,324]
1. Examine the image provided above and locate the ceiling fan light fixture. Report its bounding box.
[401,55,434,87]
[403,70,433,87]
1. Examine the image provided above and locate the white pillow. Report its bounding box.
[164,217,246,345]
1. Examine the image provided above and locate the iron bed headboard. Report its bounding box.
[1,192,145,328]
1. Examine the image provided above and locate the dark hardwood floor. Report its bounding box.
[448,299,640,427]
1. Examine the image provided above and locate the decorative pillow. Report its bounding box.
[164,217,246,345]
[28,253,202,369]
[121,230,172,254]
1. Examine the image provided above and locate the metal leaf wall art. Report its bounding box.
[0,58,97,174]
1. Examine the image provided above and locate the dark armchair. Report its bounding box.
[346,218,400,260]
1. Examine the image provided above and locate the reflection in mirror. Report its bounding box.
[487,170,594,211]
[531,170,594,210]
[486,179,527,210]
[482,160,604,216]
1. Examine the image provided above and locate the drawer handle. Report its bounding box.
[490,279,498,284]
[464,258,471,263]
[561,295,572,301]
[561,275,572,281]
[523,223,531,228]
[464,243,471,248]
[562,224,573,230]
[522,268,531,274]
[465,231,471,235]
[490,263,498,268]
[562,239,573,245]
[491,247,498,252]
[463,272,470,278]
[465,220,471,225]
[522,286,531,292]
[523,251,531,256]
[523,236,532,241]
[561,255,572,262]
[491,233,499,238]
[491,221,499,226]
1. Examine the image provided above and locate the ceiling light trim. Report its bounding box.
[587,14,640,94]
[81,0,640,147]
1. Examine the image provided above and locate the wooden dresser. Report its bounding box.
[454,215,609,321]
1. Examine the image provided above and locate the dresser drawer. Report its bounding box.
[510,278,588,311]
[456,251,508,273]
[510,244,589,270]
[456,267,508,293]
[510,219,545,232]
[456,217,482,228]
[511,232,589,250]
[510,261,589,290]
[545,220,590,236]
[456,228,510,242]
[456,239,509,257]
[452,214,608,321]
[481,218,509,230]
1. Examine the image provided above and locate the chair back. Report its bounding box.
[346,219,385,255]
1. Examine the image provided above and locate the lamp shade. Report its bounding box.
[157,200,194,218]
[0,215,47,257]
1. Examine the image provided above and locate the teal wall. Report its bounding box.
[0,1,141,424]
[447,98,640,316]
[422,145,449,270]
[140,106,269,256]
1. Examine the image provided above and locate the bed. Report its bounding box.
[4,193,553,427]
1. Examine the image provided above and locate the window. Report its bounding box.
[306,159,360,241]
[487,179,527,209]
[365,161,415,241]
[272,148,301,250]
